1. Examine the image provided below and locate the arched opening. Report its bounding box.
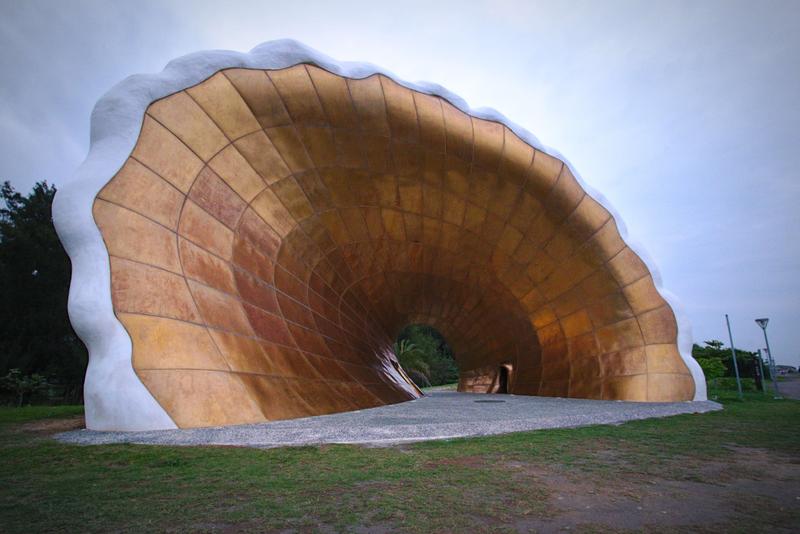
[393,324,458,390]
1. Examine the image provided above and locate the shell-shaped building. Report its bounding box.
[54,41,705,431]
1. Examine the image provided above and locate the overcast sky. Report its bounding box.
[2,0,798,366]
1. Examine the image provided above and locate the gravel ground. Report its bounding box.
[55,392,721,448]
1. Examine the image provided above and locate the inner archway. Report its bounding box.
[394,324,458,389]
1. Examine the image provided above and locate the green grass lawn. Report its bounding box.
[421,382,459,392]
[1,391,799,533]
[0,405,84,424]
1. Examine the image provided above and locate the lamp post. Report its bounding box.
[756,349,767,395]
[755,318,781,399]
[725,314,744,400]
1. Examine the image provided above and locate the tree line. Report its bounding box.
[692,339,770,391]
[0,181,87,405]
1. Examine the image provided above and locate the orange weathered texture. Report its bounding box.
[92,67,693,428]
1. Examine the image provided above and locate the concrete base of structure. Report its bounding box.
[57,392,721,449]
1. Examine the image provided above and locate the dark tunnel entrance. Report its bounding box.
[497,365,510,394]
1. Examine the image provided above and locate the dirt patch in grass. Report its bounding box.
[15,415,84,435]
[423,455,486,469]
[502,446,800,533]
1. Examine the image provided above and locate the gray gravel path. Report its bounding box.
[56,392,721,449]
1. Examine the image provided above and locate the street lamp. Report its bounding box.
[755,318,781,399]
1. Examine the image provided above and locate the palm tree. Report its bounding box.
[393,339,430,380]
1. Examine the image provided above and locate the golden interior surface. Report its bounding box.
[93,65,694,428]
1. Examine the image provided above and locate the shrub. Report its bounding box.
[0,368,49,407]
[712,377,757,391]
[697,358,726,381]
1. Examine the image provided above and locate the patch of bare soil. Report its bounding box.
[508,447,800,533]
[423,455,487,469]
[16,415,84,435]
